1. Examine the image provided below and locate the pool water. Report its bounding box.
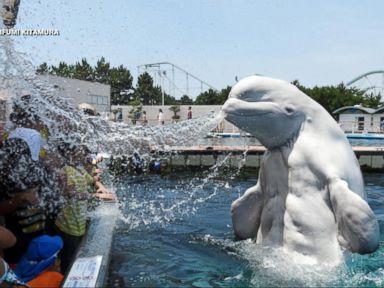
[107,174,384,287]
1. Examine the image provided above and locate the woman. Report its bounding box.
[157,109,164,125]
[142,111,148,126]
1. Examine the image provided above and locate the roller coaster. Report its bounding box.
[346,70,384,96]
[136,64,384,104]
[137,62,217,103]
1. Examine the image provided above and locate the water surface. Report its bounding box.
[107,174,384,287]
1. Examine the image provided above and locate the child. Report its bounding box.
[15,235,64,288]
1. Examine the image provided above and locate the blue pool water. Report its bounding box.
[107,174,384,287]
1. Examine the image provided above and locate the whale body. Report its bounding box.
[222,75,380,264]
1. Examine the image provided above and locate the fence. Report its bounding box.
[339,120,384,134]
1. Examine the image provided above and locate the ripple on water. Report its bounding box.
[107,176,384,287]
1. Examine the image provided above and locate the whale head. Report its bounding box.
[222,75,312,149]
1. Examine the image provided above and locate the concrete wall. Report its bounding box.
[38,75,111,114]
[111,105,240,132]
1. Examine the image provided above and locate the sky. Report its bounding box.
[9,0,384,98]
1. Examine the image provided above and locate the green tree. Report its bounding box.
[94,57,110,84]
[50,61,75,78]
[195,89,220,105]
[361,92,382,108]
[73,58,94,81]
[194,86,231,105]
[164,94,179,105]
[169,105,181,120]
[134,72,163,105]
[152,86,163,105]
[217,86,232,104]
[37,58,135,105]
[292,81,381,114]
[109,65,133,105]
[36,62,49,74]
[180,95,194,105]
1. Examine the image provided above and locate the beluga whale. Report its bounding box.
[222,75,379,264]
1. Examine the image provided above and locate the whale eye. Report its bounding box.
[284,105,295,115]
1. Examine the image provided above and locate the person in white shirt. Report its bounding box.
[8,127,42,161]
[157,109,164,125]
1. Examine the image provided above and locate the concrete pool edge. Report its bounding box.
[62,201,118,287]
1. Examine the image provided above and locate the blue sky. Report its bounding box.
[12,0,384,97]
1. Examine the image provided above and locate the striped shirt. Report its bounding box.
[55,165,94,236]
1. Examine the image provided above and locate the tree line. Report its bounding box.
[36,57,382,114]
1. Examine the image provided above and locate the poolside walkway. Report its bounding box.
[150,145,384,171]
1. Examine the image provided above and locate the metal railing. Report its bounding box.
[338,120,384,134]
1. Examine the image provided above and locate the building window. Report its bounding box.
[88,94,108,107]
[356,116,364,131]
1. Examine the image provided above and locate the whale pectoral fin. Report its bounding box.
[231,182,263,240]
[328,178,380,254]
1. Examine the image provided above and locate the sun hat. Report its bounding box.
[14,235,63,282]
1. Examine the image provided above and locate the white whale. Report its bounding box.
[222,75,380,264]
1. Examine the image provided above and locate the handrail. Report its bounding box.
[338,120,384,134]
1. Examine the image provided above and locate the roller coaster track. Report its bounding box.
[137,62,217,103]
[346,70,384,96]
[346,70,384,86]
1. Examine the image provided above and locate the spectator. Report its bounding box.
[55,144,115,274]
[142,111,148,126]
[116,109,123,123]
[0,98,53,193]
[0,226,16,256]
[15,235,64,288]
[131,110,136,125]
[0,144,54,264]
[0,223,25,287]
[134,109,141,125]
[0,256,28,287]
[187,106,192,119]
[0,187,46,264]
[158,109,164,125]
[0,100,62,264]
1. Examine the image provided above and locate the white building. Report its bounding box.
[372,107,384,132]
[38,75,111,114]
[333,105,384,133]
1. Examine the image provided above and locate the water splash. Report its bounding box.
[0,34,227,223]
[115,171,232,230]
[1,38,223,156]
[192,233,384,287]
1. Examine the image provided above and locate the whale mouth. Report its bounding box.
[222,98,280,119]
[225,110,272,118]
